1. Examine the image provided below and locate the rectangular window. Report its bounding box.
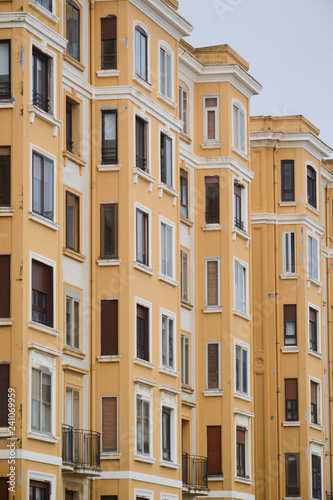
[207,426,221,476]
[102,110,117,164]
[32,151,54,220]
[66,296,80,349]
[307,165,317,208]
[179,85,188,135]
[136,395,150,455]
[66,100,73,153]
[206,259,219,307]
[136,117,148,171]
[205,176,219,224]
[234,183,243,230]
[309,307,318,352]
[161,221,173,278]
[66,191,80,253]
[102,397,117,452]
[236,428,246,477]
[180,250,189,303]
[207,343,219,390]
[101,299,118,356]
[0,255,10,318]
[31,368,51,433]
[32,49,50,113]
[308,235,319,280]
[311,381,319,424]
[36,0,52,12]
[312,455,322,499]
[32,259,53,327]
[234,261,247,313]
[101,203,118,259]
[181,334,190,386]
[29,481,50,500]
[136,304,149,361]
[180,169,188,218]
[281,160,294,201]
[283,232,296,274]
[160,133,172,187]
[162,407,171,461]
[285,454,300,497]
[204,96,218,142]
[0,40,10,99]
[0,364,9,427]
[135,26,147,81]
[233,104,246,153]
[101,16,117,70]
[285,379,298,421]
[160,48,172,99]
[161,314,174,369]
[136,209,149,266]
[235,344,248,395]
[0,147,10,207]
[284,305,297,346]
[66,0,80,61]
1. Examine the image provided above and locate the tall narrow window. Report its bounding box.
[180,169,188,218]
[160,133,172,187]
[179,84,188,135]
[207,426,221,476]
[136,396,150,455]
[283,232,296,274]
[205,176,219,224]
[160,47,172,99]
[102,397,117,452]
[32,49,50,113]
[135,26,147,81]
[102,110,117,164]
[284,305,297,346]
[137,304,149,361]
[236,428,246,477]
[29,481,50,500]
[235,344,248,395]
[285,454,300,497]
[281,160,294,201]
[180,250,189,303]
[32,151,54,220]
[0,255,10,318]
[162,314,174,369]
[207,343,219,390]
[32,259,53,327]
[31,368,51,433]
[101,203,118,259]
[0,364,9,427]
[162,407,171,461]
[285,379,298,421]
[66,191,80,253]
[101,299,118,356]
[206,259,219,307]
[135,117,147,171]
[204,96,218,142]
[234,183,243,230]
[309,307,318,352]
[66,100,73,153]
[65,388,79,429]
[0,147,10,207]
[307,165,317,208]
[234,261,247,313]
[308,234,319,280]
[136,209,149,266]
[233,103,246,153]
[0,41,10,99]
[66,0,80,61]
[311,381,318,424]
[312,455,322,499]
[101,16,117,69]
[161,222,173,278]
[66,295,80,349]
[181,334,190,386]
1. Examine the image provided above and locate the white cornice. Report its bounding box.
[321,165,333,185]
[0,12,67,52]
[251,213,325,236]
[129,0,192,40]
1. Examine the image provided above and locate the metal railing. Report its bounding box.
[62,424,101,469]
[182,452,208,490]
[33,90,50,113]
[136,153,147,171]
[234,217,244,230]
[0,80,10,98]
[101,146,117,163]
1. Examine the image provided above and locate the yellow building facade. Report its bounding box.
[0,0,332,499]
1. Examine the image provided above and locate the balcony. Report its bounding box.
[182,452,209,496]
[62,424,102,476]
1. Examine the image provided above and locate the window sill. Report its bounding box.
[158,274,178,287]
[283,497,302,500]
[308,350,323,359]
[0,207,14,216]
[180,216,193,227]
[132,74,153,92]
[305,203,320,216]
[134,454,156,464]
[159,366,179,378]
[233,392,252,402]
[28,0,59,22]
[202,306,222,314]
[63,347,86,359]
[281,346,299,353]
[100,452,121,459]
[159,460,180,469]
[97,355,121,363]
[133,358,155,369]
[201,142,221,149]
[282,421,300,427]
[181,385,194,394]
[28,212,60,230]
[0,100,14,109]
[179,132,191,144]
[280,273,298,280]
[97,163,121,172]
[233,309,251,321]
[63,53,85,71]
[232,227,251,243]
[133,261,155,275]
[158,183,179,204]
[63,150,86,168]
[28,321,59,336]
[157,92,177,110]
[62,248,86,262]
[307,276,322,288]
[231,146,250,162]
[0,428,11,437]
[203,390,224,397]
[28,105,61,136]
[309,423,324,431]
[202,224,222,231]
[133,167,156,190]
[234,476,253,485]
[207,475,224,482]
[97,258,121,266]
[279,201,297,207]
[96,69,120,77]
[0,318,13,326]
[181,301,193,310]
[27,431,59,443]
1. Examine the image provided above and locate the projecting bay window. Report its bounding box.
[32,151,54,221]
[101,16,117,70]
[205,176,219,224]
[102,396,117,452]
[0,41,10,100]
[285,454,300,497]
[136,396,150,456]
[0,148,10,207]
[285,379,298,421]
[281,160,294,201]
[284,305,297,346]
[31,368,51,434]
[100,203,118,259]
[32,49,50,113]
[136,117,148,171]
[66,191,80,253]
[31,259,53,327]
[101,110,117,164]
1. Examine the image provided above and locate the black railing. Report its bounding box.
[101,146,117,163]
[234,217,244,230]
[136,153,147,171]
[66,139,74,153]
[0,80,10,98]
[62,424,101,469]
[182,452,208,490]
[33,90,50,113]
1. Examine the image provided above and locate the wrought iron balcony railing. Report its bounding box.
[62,424,101,471]
[182,452,208,491]
[234,217,244,231]
[32,90,50,113]
[136,153,147,171]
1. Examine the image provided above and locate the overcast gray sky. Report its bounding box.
[178,0,333,154]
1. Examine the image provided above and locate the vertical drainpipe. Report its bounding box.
[326,187,333,492]
[273,143,282,499]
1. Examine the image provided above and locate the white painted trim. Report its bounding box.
[0,449,61,465]
[134,488,154,500]
[27,470,57,500]
[251,212,324,236]
[135,383,154,461]
[205,490,255,499]
[98,470,182,488]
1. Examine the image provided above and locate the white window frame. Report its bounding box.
[27,471,57,500]
[232,99,247,154]
[30,39,57,117]
[181,333,190,387]
[133,109,151,174]
[305,161,319,210]
[134,202,152,270]
[133,22,150,83]
[160,494,178,500]
[179,82,188,135]
[233,177,248,233]
[30,144,57,224]
[65,285,81,350]
[310,442,324,500]
[203,94,219,143]
[160,390,177,465]
[206,341,221,391]
[282,231,296,274]
[158,41,174,101]
[134,297,152,364]
[308,302,321,354]
[29,251,56,329]
[233,258,249,316]
[134,489,154,500]
[159,126,175,188]
[180,249,189,303]
[101,395,118,455]
[204,257,221,308]
[134,383,154,461]
[160,307,176,372]
[234,412,252,480]
[234,340,250,397]
[307,232,320,281]
[159,216,175,280]
[309,376,322,428]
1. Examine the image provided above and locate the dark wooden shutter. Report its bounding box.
[284,305,296,322]
[285,379,297,400]
[207,111,215,139]
[310,308,317,323]
[207,426,221,475]
[207,261,218,306]
[102,397,117,451]
[0,478,8,500]
[0,255,10,318]
[0,364,9,427]
[307,165,315,179]
[207,343,219,388]
[32,259,53,327]
[234,183,241,197]
[101,16,116,40]
[137,305,149,360]
[311,381,317,405]
[101,299,118,355]
[237,428,245,445]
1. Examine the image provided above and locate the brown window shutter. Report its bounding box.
[102,397,117,451]
[0,477,8,500]
[207,426,221,475]
[205,176,219,185]
[205,98,217,107]
[310,308,317,323]
[284,305,296,322]
[285,379,297,400]
[207,344,219,388]
[207,260,218,306]
[207,110,215,140]
[101,299,118,355]
[0,147,10,156]
[307,165,315,179]
[237,428,245,445]
[234,183,241,197]
[0,255,10,318]
[32,259,53,326]
[311,381,317,405]
[101,16,116,40]
[0,364,9,427]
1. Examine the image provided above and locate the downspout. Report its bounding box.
[326,187,333,492]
